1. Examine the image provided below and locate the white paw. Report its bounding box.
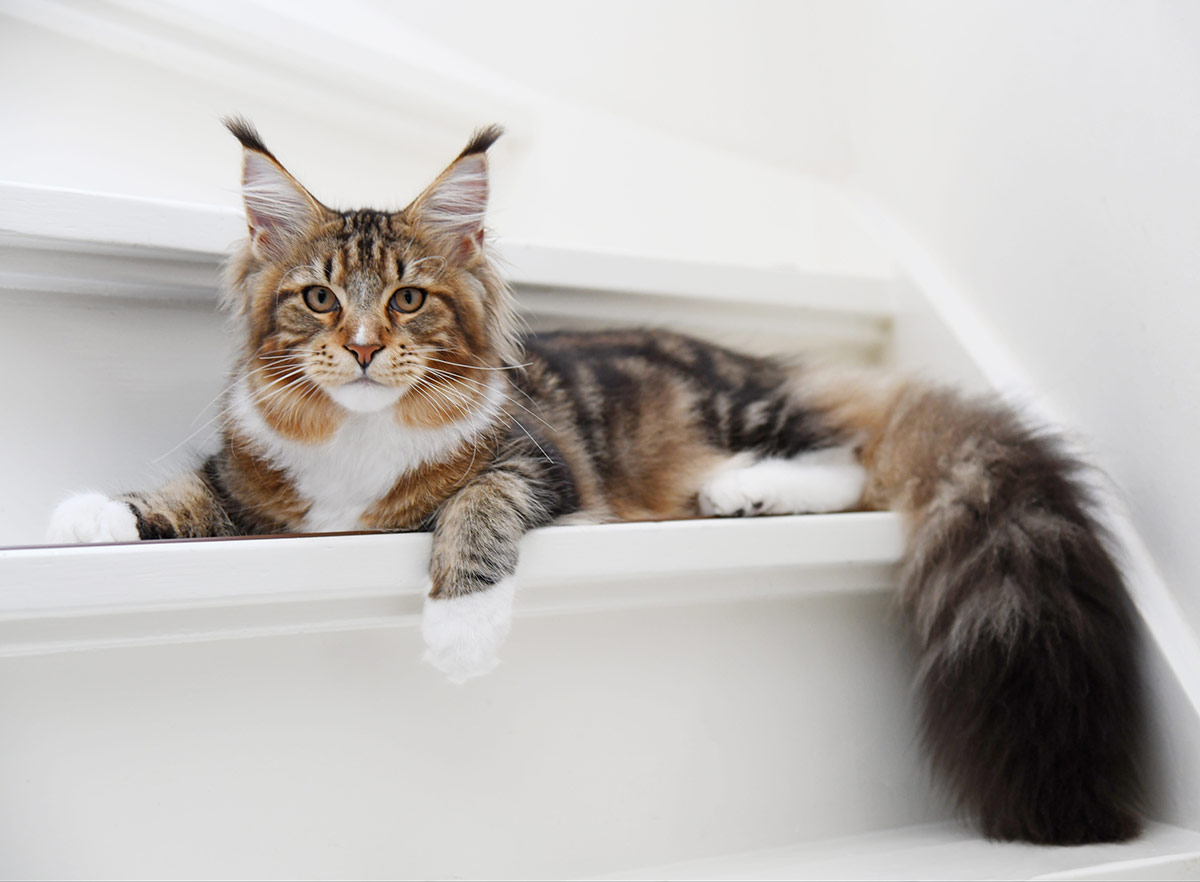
[420,577,516,684]
[46,492,140,544]
[698,447,867,517]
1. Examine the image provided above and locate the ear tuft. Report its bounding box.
[459,124,504,158]
[223,115,274,157]
[224,116,326,259]
[408,125,503,260]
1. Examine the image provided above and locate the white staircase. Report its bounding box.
[0,184,1198,879]
[3,3,1200,875]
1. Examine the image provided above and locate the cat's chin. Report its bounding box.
[325,378,405,414]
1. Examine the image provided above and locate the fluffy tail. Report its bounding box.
[811,371,1144,844]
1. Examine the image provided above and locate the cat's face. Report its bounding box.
[245,210,493,419]
[222,120,515,438]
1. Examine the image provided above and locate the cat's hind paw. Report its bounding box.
[420,577,516,684]
[46,492,140,544]
[698,447,867,517]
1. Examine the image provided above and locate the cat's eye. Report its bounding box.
[302,285,339,313]
[389,287,427,314]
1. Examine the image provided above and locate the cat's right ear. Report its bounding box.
[224,116,327,260]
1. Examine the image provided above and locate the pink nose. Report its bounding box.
[345,343,383,367]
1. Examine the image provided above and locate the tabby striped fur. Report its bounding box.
[47,120,1143,845]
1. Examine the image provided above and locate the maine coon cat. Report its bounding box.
[48,119,1143,846]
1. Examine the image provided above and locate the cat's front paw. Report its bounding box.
[47,492,140,544]
[420,577,516,684]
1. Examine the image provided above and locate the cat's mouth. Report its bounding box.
[325,375,405,413]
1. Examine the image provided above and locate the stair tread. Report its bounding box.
[0,181,895,319]
[0,513,904,656]
[595,822,1200,881]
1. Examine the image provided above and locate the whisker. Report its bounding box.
[252,373,318,410]
[422,376,476,419]
[416,352,544,412]
[422,367,559,434]
[458,422,481,482]
[403,254,447,276]
[184,340,285,428]
[419,369,556,462]
[152,415,224,465]
[409,382,459,423]
[508,415,554,464]
[424,356,531,372]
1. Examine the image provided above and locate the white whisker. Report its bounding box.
[424,356,531,372]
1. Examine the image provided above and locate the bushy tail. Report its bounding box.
[811,372,1144,844]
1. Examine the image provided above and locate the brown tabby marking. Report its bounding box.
[123,472,235,540]
[215,433,310,533]
[360,435,500,532]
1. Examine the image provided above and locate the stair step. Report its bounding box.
[0,180,893,312]
[0,181,893,363]
[595,822,1200,881]
[0,512,904,657]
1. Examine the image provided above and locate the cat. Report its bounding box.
[47,118,1143,846]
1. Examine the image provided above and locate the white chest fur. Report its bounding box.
[228,377,505,532]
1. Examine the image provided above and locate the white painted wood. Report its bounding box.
[0,590,940,880]
[595,822,1200,882]
[3,0,531,157]
[0,181,242,256]
[0,513,904,657]
[0,176,1191,882]
[501,241,894,316]
[2,5,1194,879]
[0,182,894,318]
[0,172,933,878]
[0,6,894,275]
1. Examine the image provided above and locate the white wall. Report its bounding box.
[0,590,938,878]
[812,4,1200,827]
[814,0,1200,641]
[364,0,852,178]
[0,2,884,276]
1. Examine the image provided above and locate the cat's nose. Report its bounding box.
[345,343,383,368]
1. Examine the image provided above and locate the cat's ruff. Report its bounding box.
[228,374,507,533]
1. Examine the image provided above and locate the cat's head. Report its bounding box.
[221,117,517,438]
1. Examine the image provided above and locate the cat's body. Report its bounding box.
[48,121,1143,846]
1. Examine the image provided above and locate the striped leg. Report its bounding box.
[421,442,575,682]
[48,469,238,543]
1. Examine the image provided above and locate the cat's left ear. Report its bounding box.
[224,116,328,260]
[406,125,503,262]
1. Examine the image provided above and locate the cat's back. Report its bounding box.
[519,328,786,400]
[511,329,830,521]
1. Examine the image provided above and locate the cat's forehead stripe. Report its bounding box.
[326,209,410,277]
[353,211,384,265]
